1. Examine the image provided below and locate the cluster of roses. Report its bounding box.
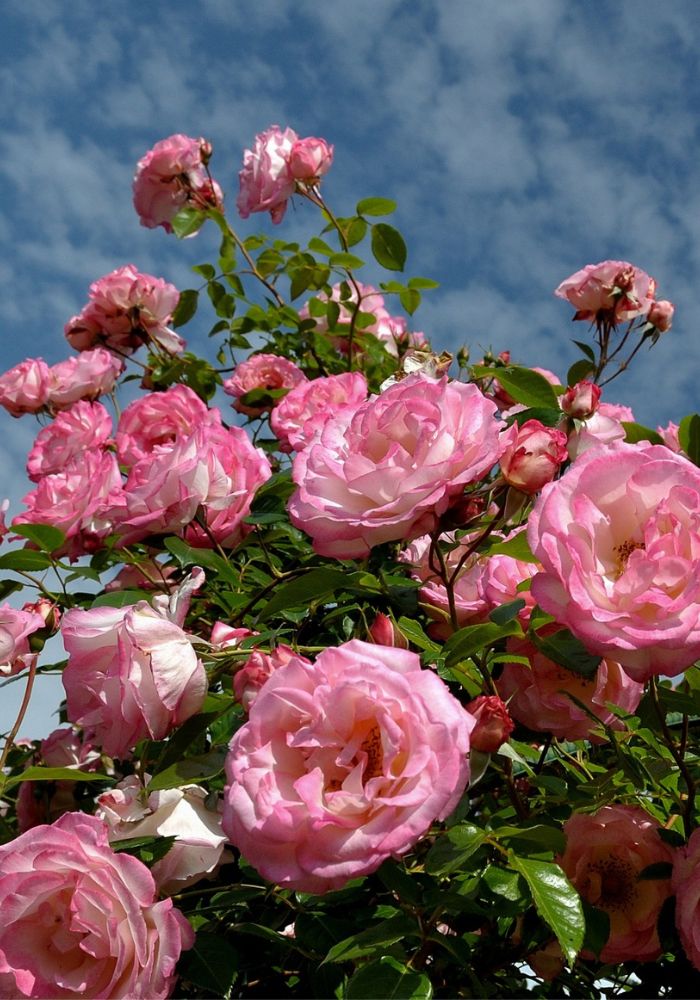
[0,124,697,998]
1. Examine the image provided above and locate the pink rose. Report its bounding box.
[529,442,700,682]
[61,595,207,759]
[559,805,674,963]
[647,299,674,332]
[96,776,229,894]
[560,380,601,420]
[223,639,474,893]
[237,125,298,224]
[658,419,681,453]
[0,812,193,998]
[673,827,700,971]
[0,498,8,543]
[466,695,514,753]
[133,133,223,232]
[0,604,45,677]
[270,372,368,452]
[222,353,307,417]
[47,348,124,410]
[288,136,334,181]
[566,401,635,460]
[0,358,50,417]
[234,644,309,713]
[499,419,568,494]
[13,450,124,560]
[479,531,539,625]
[26,401,113,481]
[116,384,217,468]
[289,374,504,559]
[555,260,656,325]
[17,727,101,832]
[497,631,643,741]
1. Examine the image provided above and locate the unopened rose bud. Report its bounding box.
[466,695,514,753]
[560,380,601,420]
[499,420,568,494]
[22,598,61,633]
[647,299,674,332]
[199,138,213,164]
[368,613,409,648]
[289,137,334,182]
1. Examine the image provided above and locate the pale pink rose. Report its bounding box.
[0,812,194,999]
[0,359,50,417]
[270,372,368,452]
[289,374,505,559]
[0,604,45,678]
[368,613,409,649]
[96,776,229,894]
[466,695,514,753]
[657,420,681,452]
[288,136,334,181]
[65,265,183,355]
[61,597,207,759]
[113,423,271,548]
[499,419,568,494]
[133,133,223,232]
[566,401,635,460]
[209,621,255,650]
[528,441,700,682]
[40,727,100,770]
[672,827,700,971]
[116,384,218,467]
[560,380,601,420]
[223,639,474,893]
[648,299,674,332]
[47,348,124,411]
[497,631,643,741]
[26,401,113,481]
[559,805,674,963]
[21,597,60,633]
[222,353,307,417]
[237,125,298,223]
[233,644,307,712]
[555,260,657,324]
[479,532,539,625]
[13,450,124,560]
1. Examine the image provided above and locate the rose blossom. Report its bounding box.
[116,384,217,467]
[288,136,334,181]
[497,631,643,741]
[47,348,124,411]
[233,644,305,713]
[61,588,207,759]
[237,125,298,223]
[672,827,700,971]
[559,805,674,963]
[26,401,113,481]
[566,401,635,460]
[0,358,50,417]
[479,531,539,625]
[289,374,504,559]
[0,812,193,998]
[499,419,568,494]
[529,441,700,682]
[647,299,674,332]
[270,371,368,452]
[223,639,474,893]
[133,133,223,233]
[16,727,101,833]
[0,604,45,677]
[222,353,307,417]
[658,420,681,453]
[555,260,657,324]
[560,380,601,420]
[466,695,514,753]
[96,775,229,894]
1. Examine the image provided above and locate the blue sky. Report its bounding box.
[2,0,700,733]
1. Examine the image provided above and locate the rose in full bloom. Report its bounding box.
[222,353,307,417]
[0,358,50,417]
[116,384,218,468]
[672,827,700,971]
[528,441,700,682]
[559,805,674,963]
[223,639,474,893]
[499,419,568,494]
[26,401,113,481]
[0,812,193,998]
[270,371,368,452]
[133,133,223,232]
[497,631,643,741]
[466,695,514,753]
[0,604,45,677]
[555,260,656,325]
[289,374,504,559]
[288,136,334,181]
[560,380,601,420]
[236,125,298,223]
[96,775,229,894]
[61,595,207,759]
[647,299,674,332]
[47,349,125,411]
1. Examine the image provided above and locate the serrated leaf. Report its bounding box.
[356,197,397,217]
[324,914,418,963]
[172,289,199,328]
[345,957,432,999]
[146,750,227,791]
[256,568,349,622]
[621,421,663,446]
[396,616,441,654]
[475,365,560,409]
[171,207,206,238]
[511,406,563,428]
[407,277,439,290]
[329,252,365,269]
[530,626,601,677]
[4,767,113,791]
[486,532,538,563]
[371,223,407,272]
[566,358,595,385]
[0,548,53,571]
[400,288,421,315]
[91,590,150,609]
[425,824,487,875]
[509,855,584,966]
[679,413,700,465]
[573,340,596,362]
[444,620,522,668]
[12,524,66,553]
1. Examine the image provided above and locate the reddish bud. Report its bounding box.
[466,695,514,753]
[647,299,674,332]
[560,380,601,420]
[368,613,409,649]
[499,420,568,494]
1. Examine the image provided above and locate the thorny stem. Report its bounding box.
[214,212,286,308]
[650,678,697,836]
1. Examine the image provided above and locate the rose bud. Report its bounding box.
[560,380,602,420]
[466,695,514,753]
[368,613,409,648]
[289,136,334,182]
[647,299,674,332]
[499,420,568,494]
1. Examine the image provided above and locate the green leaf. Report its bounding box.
[407,277,439,290]
[511,406,563,428]
[110,834,176,865]
[0,548,53,571]
[679,413,700,465]
[356,197,397,217]
[573,340,596,363]
[345,957,432,1000]
[396,617,441,655]
[91,590,150,609]
[324,914,418,964]
[343,216,368,247]
[172,289,199,328]
[146,750,227,791]
[509,855,584,966]
[371,223,407,272]
[566,358,595,385]
[489,599,526,625]
[308,236,335,256]
[444,620,522,668]
[4,766,113,792]
[425,823,487,876]
[171,206,207,238]
[192,263,216,280]
[329,252,365,269]
[621,421,663,446]
[400,288,421,315]
[256,568,349,622]
[179,932,239,996]
[12,524,66,553]
[486,532,538,563]
[530,626,601,677]
[473,365,561,409]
